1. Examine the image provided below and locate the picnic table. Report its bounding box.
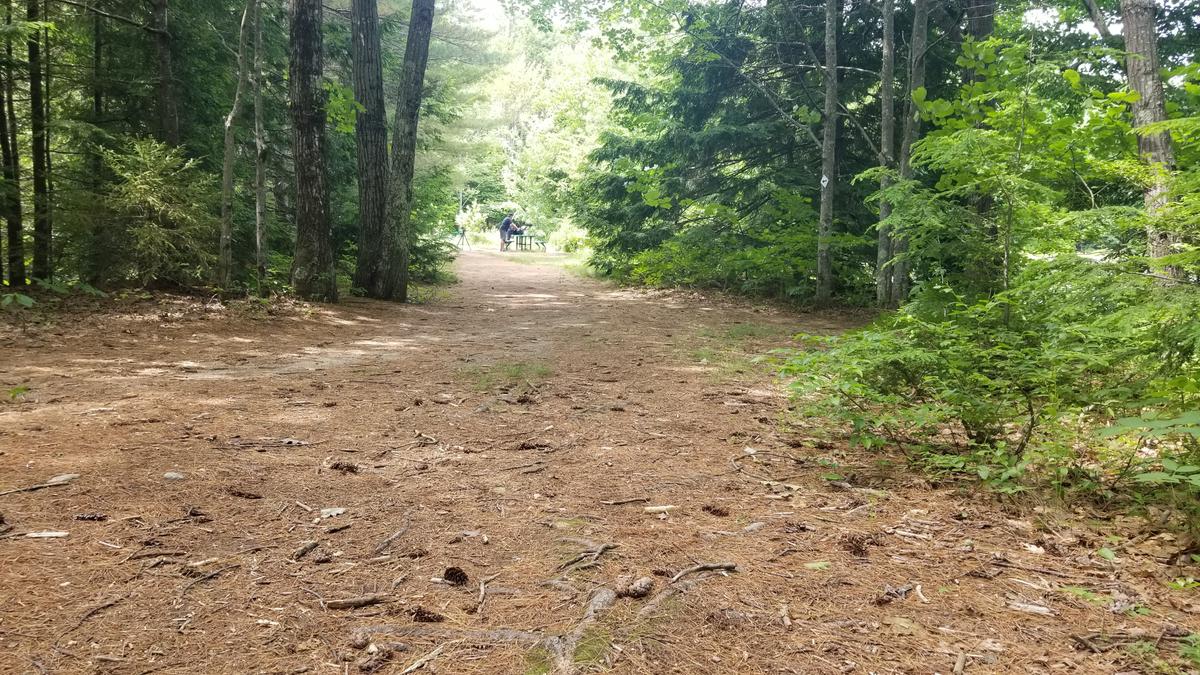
[512,233,546,252]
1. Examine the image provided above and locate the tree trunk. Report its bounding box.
[43,0,51,238]
[218,0,254,288]
[4,0,22,286]
[28,0,50,281]
[962,0,995,88]
[85,8,104,283]
[963,0,994,41]
[1082,0,1112,39]
[1119,0,1176,264]
[0,53,6,283]
[889,0,929,308]
[150,0,179,145]
[253,0,267,296]
[875,0,895,306]
[289,0,337,302]
[382,0,435,302]
[351,0,392,298]
[814,0,838,305]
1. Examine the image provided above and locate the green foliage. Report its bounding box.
[407,233,459,285]
[459,361,553,391]
[98,139,219,287]
[1182,635,1200,668]
[1,292,34,309]
[783,256,1200,519]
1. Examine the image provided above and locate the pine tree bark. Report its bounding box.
[218,0,254,288]
[253,0,268,296]
[28,0,50,280]
[1082,0,1112,39]
[289,0,337,302]
[43,0,51,235]
[86,9,104,283]
[3,0,22,286]
[382,0,435,302]
[150,0,179,145]
[814,0,839,304]
[875,0,895,306]
[889,0,929,307]
[963,0,995,41]
[350,0,392,297]
[1119,0,1176,263]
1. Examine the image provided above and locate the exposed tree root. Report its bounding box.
[542,588,617,673]
[354,625,543,646]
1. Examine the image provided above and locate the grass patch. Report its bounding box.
[497,251,602,279]
[701,322,792,342]
[551,517,588,531]
[523,648,553,675]
[573,628,613,666]
[688,345,770,382]
[1059,586,1105,604]
[503,252,577,267]
[686,321,794,382]
[459,361,553,391]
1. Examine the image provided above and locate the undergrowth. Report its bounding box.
[782,256,1200,533]
[459,361,554,391]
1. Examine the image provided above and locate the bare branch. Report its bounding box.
[51,0,165,34]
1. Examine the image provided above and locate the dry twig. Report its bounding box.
[670,561,737,583]
[399,640,460,674]
[291,540,319,561]
[374,511,414,554]
[326,594,388,610]
[0,480,74,497]
[559,542,618,570]
[180,564,240,594]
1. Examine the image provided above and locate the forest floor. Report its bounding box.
[2,251,1199,675]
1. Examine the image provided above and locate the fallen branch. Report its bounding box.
[670,562,737,583]
[180,564,240,594]
[600,497,648,505]
[988,557,1074,579]
[399,640,460,674]
[57,596,123,639]
[559,542,618,570]
[472,573,502,614]
[374,512,413,554]
[500,460,545,472]
[953,650,967,674]
[354,625,542,645]
[326,594,388,610]
[1071,634,1105,654]
[0,481,72,497]
[291,541,319,561]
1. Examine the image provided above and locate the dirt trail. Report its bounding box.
[0,253,1194,674]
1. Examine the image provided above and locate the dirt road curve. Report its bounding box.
[0,253,1188,674]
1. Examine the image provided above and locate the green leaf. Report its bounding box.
[1133,471,1178,484]
[1097,547,1117,562]
[804,561,831,571]
[1062,69,1081,88]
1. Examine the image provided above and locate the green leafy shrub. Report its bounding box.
[783,256,1200,516]
[618,222,871,303]
[98,138,219,287]
[408,233,458,285]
